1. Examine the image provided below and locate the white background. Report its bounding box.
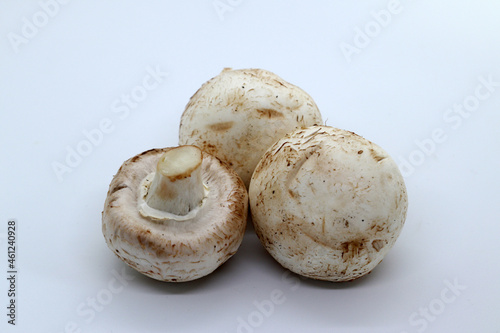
[1,1,499,332]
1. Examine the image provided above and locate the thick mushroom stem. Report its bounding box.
[145,146,204,216]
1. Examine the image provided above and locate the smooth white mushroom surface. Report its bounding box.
[179,68,323,187]
[102,146,248,282]
[249,126,408,282]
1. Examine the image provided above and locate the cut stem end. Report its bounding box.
[144,146,204,216]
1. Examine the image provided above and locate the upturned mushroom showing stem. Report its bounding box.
[144,146,205,216]
[102,146,248,282]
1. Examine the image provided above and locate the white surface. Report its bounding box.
[1,1,499,332]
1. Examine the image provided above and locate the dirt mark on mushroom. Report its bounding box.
[370,148,387,162]
[208,121,234,132]
[256,108,284,119]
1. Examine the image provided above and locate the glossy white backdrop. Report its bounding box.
[1,1,499,332]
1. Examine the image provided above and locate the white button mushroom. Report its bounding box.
[102,146,248,282]
[249,126,408,282]
[179,68,323,187]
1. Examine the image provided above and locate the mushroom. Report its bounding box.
[102,145,248,282]
[179,68,323,187]
[249,126,408,282]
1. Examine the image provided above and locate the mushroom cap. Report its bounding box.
[102,148,248,282]
[249,126,408,282]
[179,68,323,187]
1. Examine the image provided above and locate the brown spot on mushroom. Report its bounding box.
[273,79,286,87]
[372,240,385,252]
[370,148,386,162]
[341,240,365,261]
[110,183,128,194]
[358,150,363,154]
[130,155,141,163]
[129,148,163,163]
[208,121,234,132]
[137,235,145,250]
[256,108,284,119]
[107,197,119,207]
[202,143,218,155]
[371,224,385,232]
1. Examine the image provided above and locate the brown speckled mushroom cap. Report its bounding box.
[179,68,323,187]
[102,148,248,282]
[249,126,408,282]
